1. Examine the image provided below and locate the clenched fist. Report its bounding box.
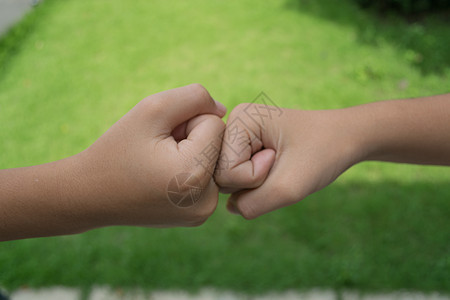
[0,84,226,240]
[215,93,450,219]
[214,103,359,219]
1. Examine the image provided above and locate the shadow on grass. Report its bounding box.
[0,179,449,294]
[285,0,450,75]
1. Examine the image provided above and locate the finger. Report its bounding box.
[218,149,276,193]
[147,83,227,131]
[227,156,302,219]
[214,104,276,192]
[181,176,219,227]
[178,114,226,181]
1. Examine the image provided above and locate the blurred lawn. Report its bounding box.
[0,0,449,294]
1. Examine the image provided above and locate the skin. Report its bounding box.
[0,84,226,241]
[1,86,449,240]
[214,93,450,219]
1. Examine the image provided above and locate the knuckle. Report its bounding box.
[229,103,251,118]
[226,103,259,137]
[204,114,227,132]
[189,82,206,91]
[188,83,210,100]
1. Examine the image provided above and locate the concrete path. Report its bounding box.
[0,0,38,36]
[5,287,450,300]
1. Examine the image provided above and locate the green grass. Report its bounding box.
[0,0,449,295]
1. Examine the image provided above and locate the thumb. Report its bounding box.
[226,156,299,219]
[178,114,226,180]
[147,84,227,133]
[217,149,276,194]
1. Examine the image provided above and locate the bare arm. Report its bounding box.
[351,93,450,165]
[215,93,450,219]
[0,84,226,241]
[0,157,98,240]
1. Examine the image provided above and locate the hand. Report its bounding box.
[214,103,362,219]
[0,84,226,240]
[79,84,226,227]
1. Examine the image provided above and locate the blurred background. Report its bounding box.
[0,0,449,298]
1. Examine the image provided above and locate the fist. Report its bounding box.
[215,103,360,219]
[80,84,226,227]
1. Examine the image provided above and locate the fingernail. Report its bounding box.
[214,100,227,115]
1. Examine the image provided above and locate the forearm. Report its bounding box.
[0,155,96,241]
[346,94,450,165]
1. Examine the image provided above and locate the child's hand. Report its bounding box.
[215,93,450,220]
[0,84,227,240]
[80,84,226,227]
[4,88,448,241]
[214,104,360,219]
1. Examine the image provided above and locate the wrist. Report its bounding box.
[66,150,120,230]
[320,108,370,166]
[341,100,404,163]
[50,153,101,234]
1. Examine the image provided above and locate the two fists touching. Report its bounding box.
[2,84,448,240]
[79,84,226,228]
[216,103,359,220]
[82,83,357,228]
